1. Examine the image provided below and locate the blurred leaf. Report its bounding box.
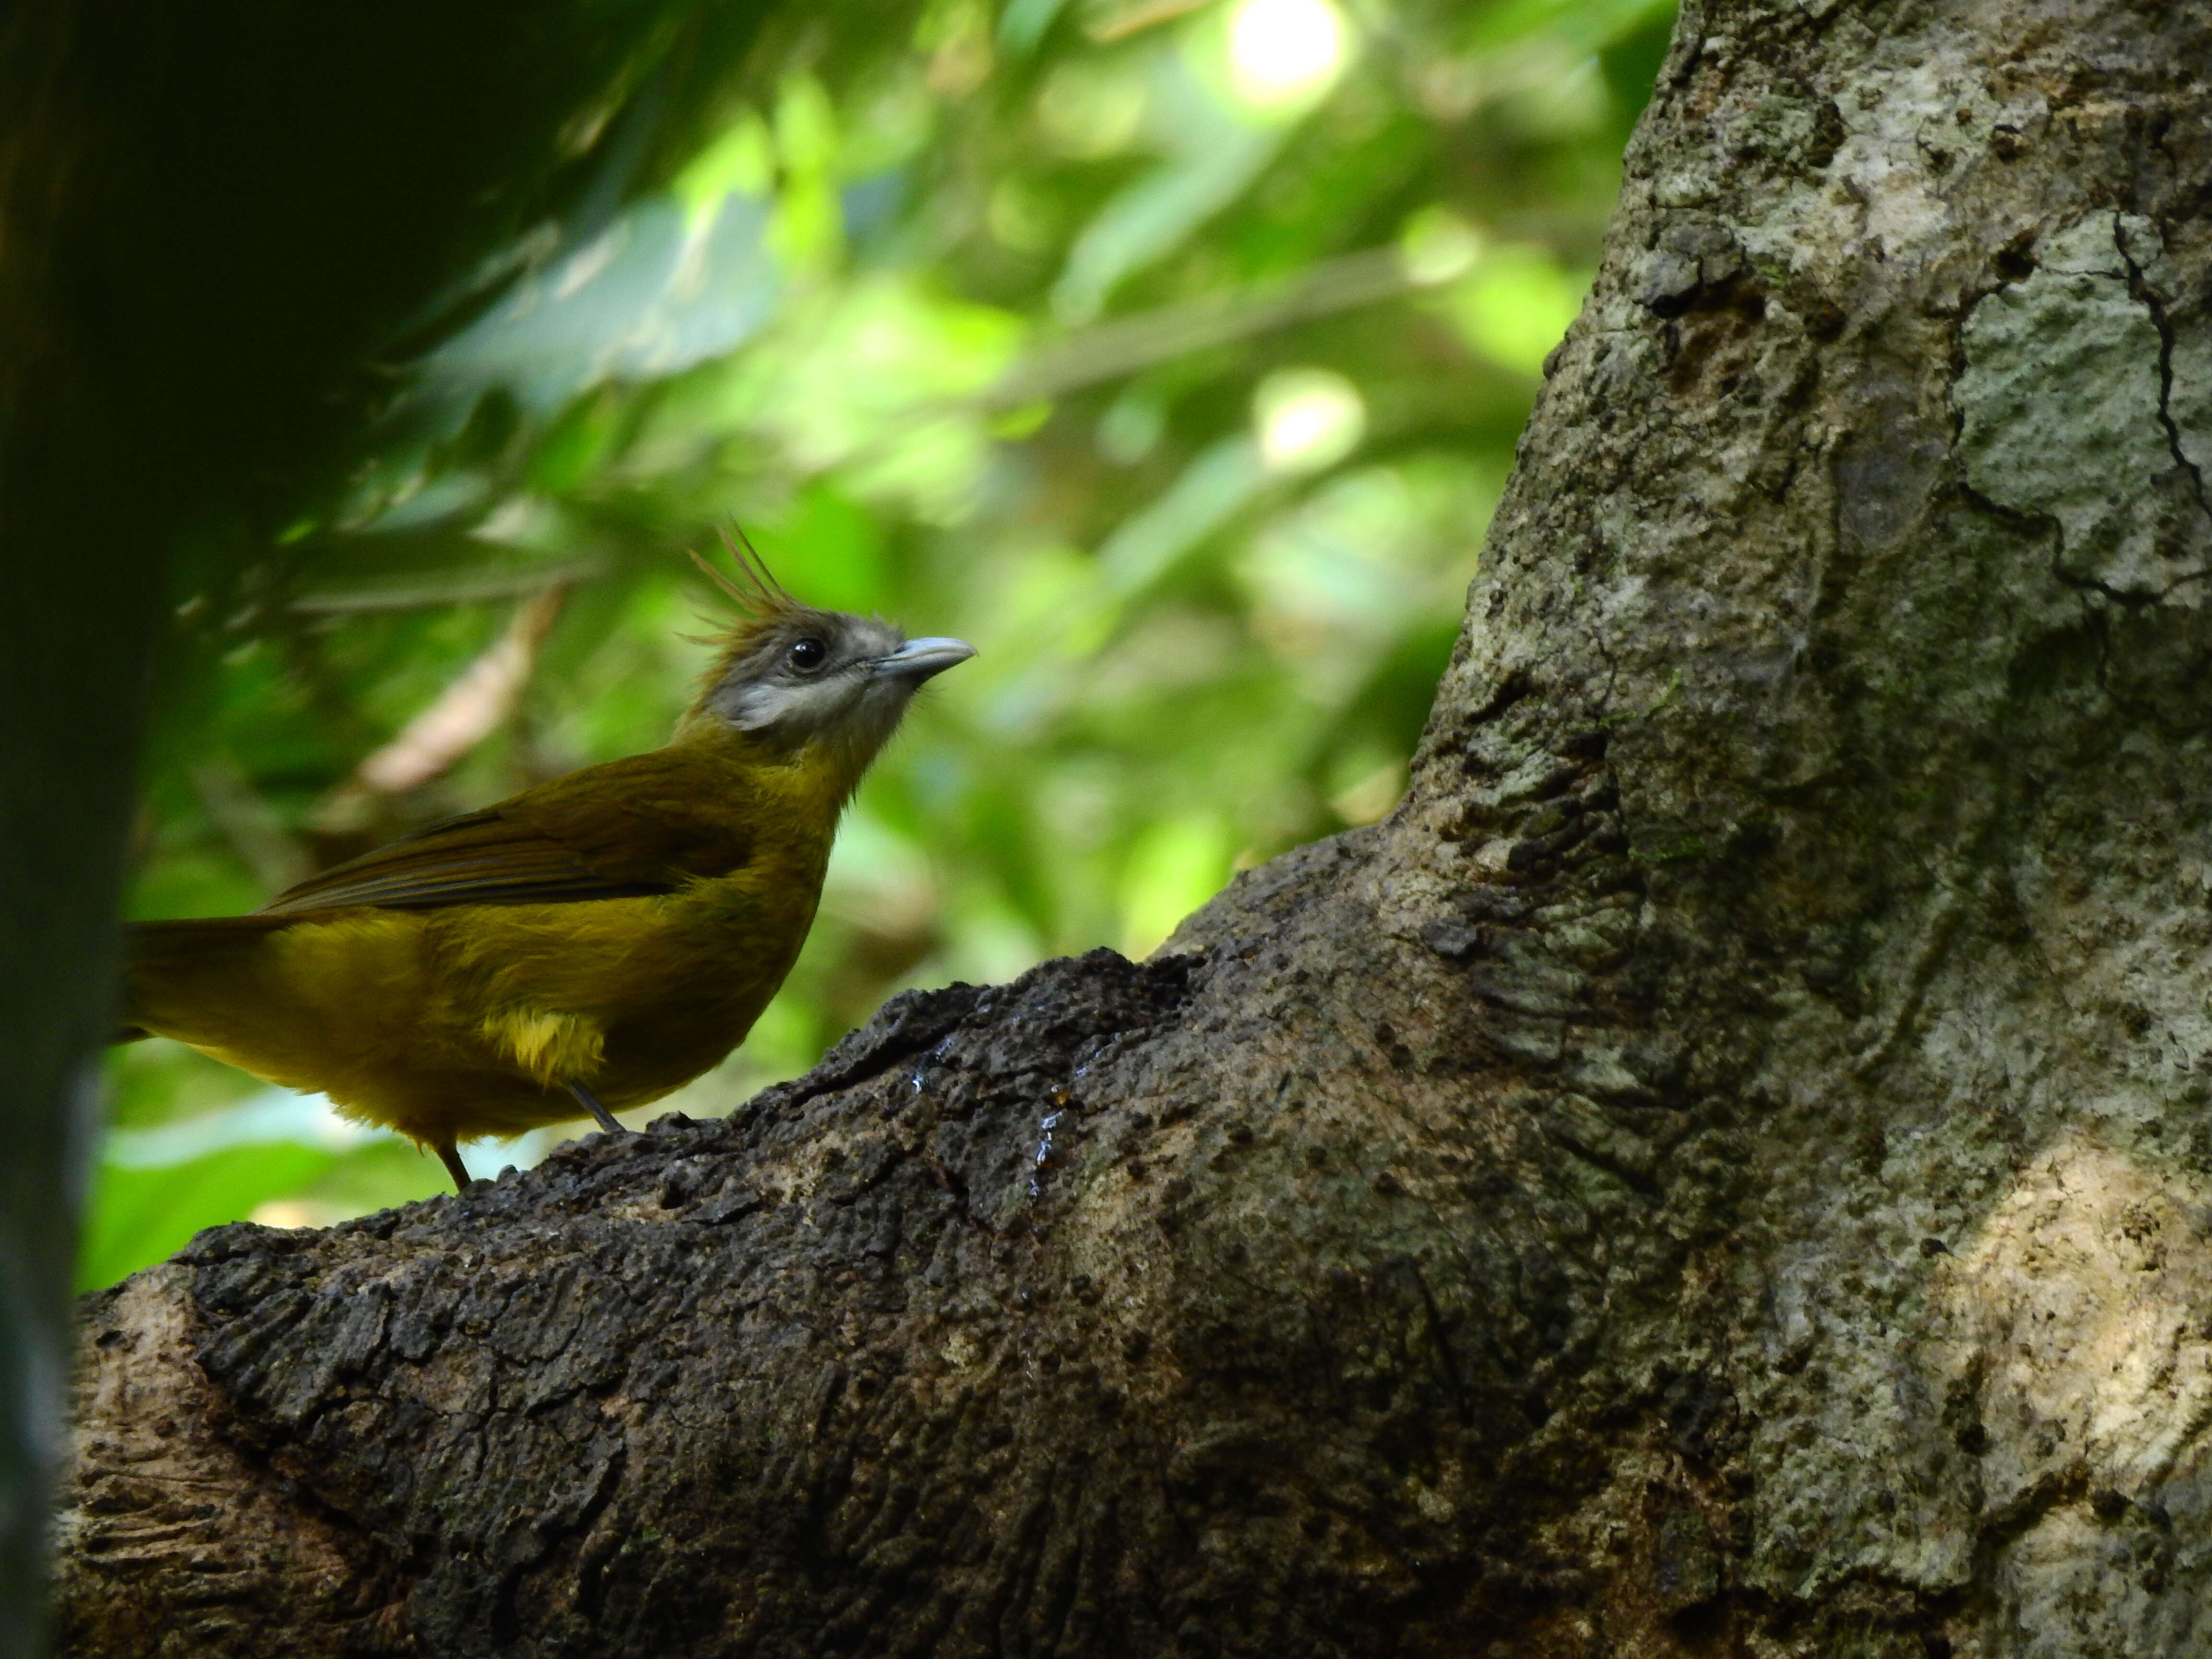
[1052,75,1279,322]
[1121,810,1232,956]
[78,1142,337,1292]
[425,192,781,418]
[1466,0,1675,53]
[1437,244,1589,377]
[750,484,889,609]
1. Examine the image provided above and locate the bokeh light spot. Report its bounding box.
[1226,0,1348,109]
[1253,367,1365,475]
[1400,206,1483,287]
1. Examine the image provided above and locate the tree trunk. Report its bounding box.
[3,5,756,1652]
[56,0,2212,1653]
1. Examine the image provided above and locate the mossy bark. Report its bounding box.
[56,1,2212,1654]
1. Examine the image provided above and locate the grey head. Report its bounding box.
[687,535,974,765]
[705,604,973,753]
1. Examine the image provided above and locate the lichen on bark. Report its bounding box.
[1957,212,2212,599]
[55,1,2212,1655]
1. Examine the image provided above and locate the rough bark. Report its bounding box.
[55,0,2212,1654]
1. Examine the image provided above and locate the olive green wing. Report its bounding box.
[256,747,757,915]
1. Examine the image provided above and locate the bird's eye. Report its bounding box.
[787,637,828,673]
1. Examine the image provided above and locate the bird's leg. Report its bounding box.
[435,1140,472,1192]
[567,1080,628,1136]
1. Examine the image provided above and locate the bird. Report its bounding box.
[116,540,974,1191]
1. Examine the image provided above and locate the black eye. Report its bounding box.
[787,637,828,672]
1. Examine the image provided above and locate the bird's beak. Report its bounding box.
[875,637,976,683]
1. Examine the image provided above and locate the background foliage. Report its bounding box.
[89,0,1671,1288]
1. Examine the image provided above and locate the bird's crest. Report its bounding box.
[687,527,814,680]
[690,526,798,622]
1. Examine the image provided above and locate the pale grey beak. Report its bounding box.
[875,637,976,682]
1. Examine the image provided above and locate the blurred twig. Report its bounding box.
[189,755,313,895]
[301,580,574,867]
[983,245,1431,410]
[290,557,602,616]
[352,582,572,795]
[1084,0,1212,41]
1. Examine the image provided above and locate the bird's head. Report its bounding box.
[681,533,974,789]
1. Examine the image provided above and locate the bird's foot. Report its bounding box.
[435,1141,472,1193]
[566,1080,628,1136]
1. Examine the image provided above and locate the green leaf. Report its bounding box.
[78,1142,337,1292]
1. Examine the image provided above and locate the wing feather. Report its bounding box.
[256,748,754,916]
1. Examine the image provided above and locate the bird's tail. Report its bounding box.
[118,915,296,1046]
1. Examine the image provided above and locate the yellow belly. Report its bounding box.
[127,867,819,1146]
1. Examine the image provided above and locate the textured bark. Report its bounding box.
[56,0,2212,1654]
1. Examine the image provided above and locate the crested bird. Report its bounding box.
[117,542,974,1191]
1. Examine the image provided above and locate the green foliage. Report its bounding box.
[78,1144,337,1294]
[89,0,1673,1286]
